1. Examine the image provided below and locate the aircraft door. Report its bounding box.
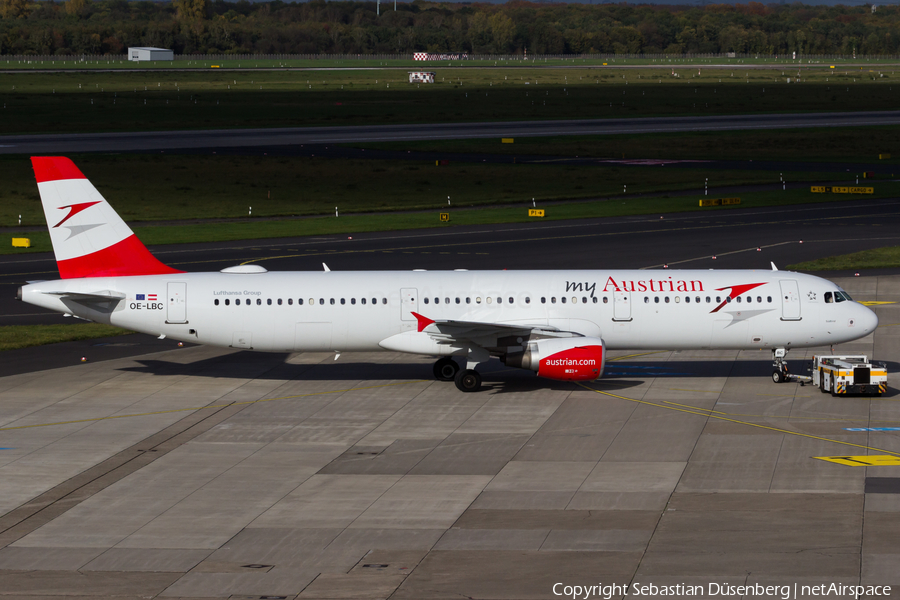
[613,291,632,322]
[167,282,187,324]
[401,288,418,321]
[779,280,802,321]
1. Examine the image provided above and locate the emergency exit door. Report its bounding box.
[400,288,418,321]
[613,291,632,322]
[167,282,187,324]
[779,280,801,321]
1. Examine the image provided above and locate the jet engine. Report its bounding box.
[503,337,606,381]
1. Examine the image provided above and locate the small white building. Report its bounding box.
[128,47,174,62]
[409,71,435,83]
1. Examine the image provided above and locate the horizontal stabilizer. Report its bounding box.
[43,290,126,301]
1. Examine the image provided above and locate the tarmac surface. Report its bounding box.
[2,111,900,154]
[0,274,897,599]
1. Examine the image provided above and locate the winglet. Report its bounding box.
[323,263,331,272]
[411,312,435,332]
[771,262,778,271]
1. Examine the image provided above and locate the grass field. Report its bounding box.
[6,182,895,256]
[0,153,824,228]
[354,126,900,164]
[1,67,898,134]
[0,323,130,352]
[787,246,900,271]
[3,56,899,70]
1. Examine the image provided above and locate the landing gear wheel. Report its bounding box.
[454,369,482,393]
[433,357,459,382]
[772,370,784,384]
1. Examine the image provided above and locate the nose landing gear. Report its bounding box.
[772,348,789,384]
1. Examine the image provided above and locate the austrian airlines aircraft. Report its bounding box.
[18,157,878,391]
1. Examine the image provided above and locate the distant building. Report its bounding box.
[128,47,174,62]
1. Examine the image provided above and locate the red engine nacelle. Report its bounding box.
[503,337,606,381]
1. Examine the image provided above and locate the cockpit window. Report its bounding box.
[835,291,852,302]
[824,292,833,303]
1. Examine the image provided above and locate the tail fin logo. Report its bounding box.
[53,201,102,228]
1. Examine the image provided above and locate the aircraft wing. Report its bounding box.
[411,312,580,346]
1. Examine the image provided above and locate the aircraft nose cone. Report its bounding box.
[858,303,879,333]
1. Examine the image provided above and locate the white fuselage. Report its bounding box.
[21,269,878,355]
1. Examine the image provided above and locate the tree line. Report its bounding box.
[1,0,897,57]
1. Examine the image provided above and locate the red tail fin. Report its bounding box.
[32,157,183,279]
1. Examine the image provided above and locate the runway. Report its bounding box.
[0,275,896,598]
[2,111,900,154]
[5,198,900,327]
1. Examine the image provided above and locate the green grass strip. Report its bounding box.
[788,247,900,271]
[0,323,132,352]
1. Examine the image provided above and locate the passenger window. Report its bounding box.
[278,299,283,305]
[767,296,772,303]
[603,297,609,304]
[289,298,293,305]
[541,297,546,304]
[825,292,833,303]
[434,297,439,304]
[746,296,751,304]
[675,296,681,303]
[338,298,344,305]
[351,298,356,305]
[496,297,502,304]
[319,298,325,305]
[644,297,649,303]
[716,296,721,303]
[266,299,271,305]
[582,297,587,304]
[466,298,471,304]
[655,297,660,303]
[424,298,429,304]
[561,297,567,304]
[456,298,461,304]
[509,297,514,304]
[526,297,531,304]
[696,297,701,303]
[551,297,557,304]
[361,298,366,305]
[372,298,377,305]
[214,299,219,306]
[382,298,387,304]
[486,297,492,304]
[706,297,711,303]
[736,297,741,303]
[685,296,690,303]
[236,298,241,306]
[225,299,230,306]
[592,297,597,304]
[665,296,670,303]
[756,296,761,303]
[446,298,450,304]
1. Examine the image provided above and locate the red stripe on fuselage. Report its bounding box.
[710,282,767,313]
[56,234,184,279]
[32,157,86,183]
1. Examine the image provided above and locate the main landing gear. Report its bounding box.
[454,369,482,393]
[771,348,789,384]
[433,357,459,381]
[431,357,483,392]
